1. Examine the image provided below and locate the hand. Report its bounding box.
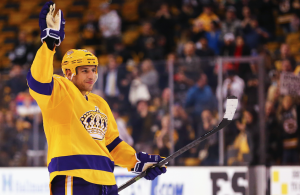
[121,79,129,86]
[46,4,62,31]
[145,166,166,180]
[156,136,164,149]
[39,1,53,32]
[198,149,208,160]
[132,152,167,180]
[39,1,65,46]
[101,26,109,32]
[236,121,246,131]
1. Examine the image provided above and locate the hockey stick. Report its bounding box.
[118,96,238,192]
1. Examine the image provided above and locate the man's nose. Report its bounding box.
[88,71,95,79]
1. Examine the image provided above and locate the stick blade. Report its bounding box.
[224,96,238,120]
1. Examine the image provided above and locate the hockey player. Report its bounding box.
[27,1,166,194]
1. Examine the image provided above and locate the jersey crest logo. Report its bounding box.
[80,106,108,140]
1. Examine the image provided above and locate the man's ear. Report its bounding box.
[65,69,72,80]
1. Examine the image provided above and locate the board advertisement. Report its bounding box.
[271,166,300,195]
[0,167,248,195]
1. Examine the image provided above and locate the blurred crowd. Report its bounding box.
[1,0,300,167]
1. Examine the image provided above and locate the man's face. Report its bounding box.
[69,65,97,93]
[226,11,235,20]
[142,23,151,35]
[203,7,212,15]
[197,74,207,88]
[200,38,207,47]
[184,43,195,56]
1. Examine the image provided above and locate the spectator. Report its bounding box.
[2,111,19,166]
[234,35,251,58]
[185,73,217,121]
[80,11,100,46]
[257,0,276,34]
[104,56,130,108]
[227,109,257,165]
[220,33,235,56]
[277,0,295,33]
[275,44,296,70]
[158,53,176,90]
[81,11,99,33]
[217,67,245,119]
[9,31,34,67]
[241,6,252,30]
[156,35,168,59]
[0,111,4,154]
[195,37,215,57]
[173,104,194,154]
[277,96,300,165]
[143,37,164,60]
[206,21,222,55]
[177,30,192,55]
[155,88,171,121]
[233,36,251,80]
[191,20,207,43]
[15,92,41,116]
[128,67,151,106]
[195,4,219,32]
[112,109,134,146]
[113,39,132,64]
[0,110,4,128]
[154,3,175,52]
[178,42,201,82]
[155,115,178,157]
[128,100,156,153]
[140,59,159,96]
[290,14,300,32]
[235,0,256,20]
[242,17,269,51]
[6,65,28,98]
[135,22,156,55]
[280,43,295,61]
[221,6,241,40]
[104,56,121,106]
[174,66,194,105]
[244,62,259,108]
[267,85,280,111]
[281,59,294,72]
[98,3,121,52]
[178,3,197,30]
[265,101,281,165]
[197,109,219,165]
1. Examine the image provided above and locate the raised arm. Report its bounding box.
[27,1,65,109]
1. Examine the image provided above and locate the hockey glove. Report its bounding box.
[132,152,167,180]
[39,1,65,46]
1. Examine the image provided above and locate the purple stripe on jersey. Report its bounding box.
[26,70,54,96]
[48,155,114,173]
[106,137,122,152]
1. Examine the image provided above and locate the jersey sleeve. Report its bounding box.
[26,42,55,109]
[104,101,137,171]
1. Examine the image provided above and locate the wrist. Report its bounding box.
[44,37,56,51]
[41,28,61,46]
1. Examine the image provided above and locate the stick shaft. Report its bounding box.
[118,119,231,192]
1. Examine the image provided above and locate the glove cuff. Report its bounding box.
[132,152,164,174]
[41,28,61,46]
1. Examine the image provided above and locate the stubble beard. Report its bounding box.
[72,80,94,94]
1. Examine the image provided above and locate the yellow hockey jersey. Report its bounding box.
[27,42,137,186]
